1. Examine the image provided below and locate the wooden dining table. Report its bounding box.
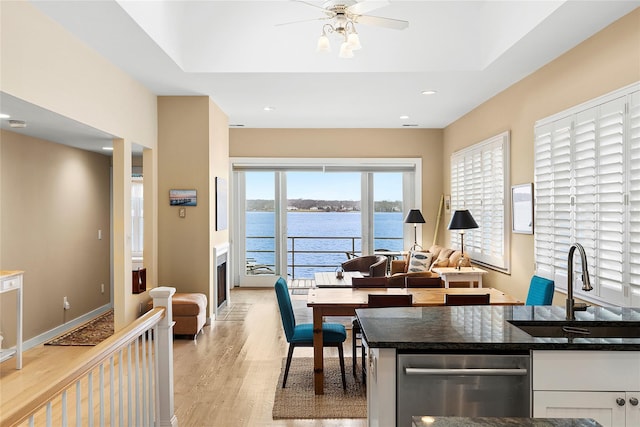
[306,286,523,395]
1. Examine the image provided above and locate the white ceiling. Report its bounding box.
[1,0,639,152]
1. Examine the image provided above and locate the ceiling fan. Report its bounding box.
[279,0,409,58]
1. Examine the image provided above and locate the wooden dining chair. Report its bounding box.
[405,276,443,288]
[367,293,414,307]
[351,277,388,288]
[350,275,388,377]
[353,293,414,382]
[444,293,490,306]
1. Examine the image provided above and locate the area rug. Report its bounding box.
[272,357,366,419]
[45,310,114,346]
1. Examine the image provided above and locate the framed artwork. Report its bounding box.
[169,189,197,206]
[512,183,533,234]
[216,177,228,231]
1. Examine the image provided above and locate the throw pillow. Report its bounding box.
[407,251,433,273]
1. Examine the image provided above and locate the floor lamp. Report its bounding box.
[404,209,425,251]
[448,209,478,269]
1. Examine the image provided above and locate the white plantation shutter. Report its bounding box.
[593,97,626,304]
[534,117,572,288]
[534,123,554,279]
[628,91,640,306]
[534,83,639,307]
[450,132,509,271]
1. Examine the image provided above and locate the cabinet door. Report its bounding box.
[627,392,640,427]
[533,391,626,427]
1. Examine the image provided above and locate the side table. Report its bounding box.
[431,267,487,288]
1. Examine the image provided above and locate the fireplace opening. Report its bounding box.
[216,252,227,308]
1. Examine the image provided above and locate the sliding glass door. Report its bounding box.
[232,159,420,287]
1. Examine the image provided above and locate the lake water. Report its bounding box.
[246,211,403,278]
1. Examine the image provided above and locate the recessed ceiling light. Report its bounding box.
[399,115,410,120]
[102,146,114,151]
[402,124,419,127]
[421,90,437,95]
[0,113,10,119]
[263,106,275,112]
[9,120,26,128]
[230,124,245,127]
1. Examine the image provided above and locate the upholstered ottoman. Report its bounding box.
[149,292,207,339]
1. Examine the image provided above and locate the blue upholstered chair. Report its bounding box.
[274,277,346,389]
[526,275,555,305]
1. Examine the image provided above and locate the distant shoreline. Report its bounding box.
[247,210,403,213]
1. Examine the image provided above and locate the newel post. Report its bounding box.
[150,286,178,427]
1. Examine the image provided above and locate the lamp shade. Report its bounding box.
[404,209,425,224]
[448,209,478,230]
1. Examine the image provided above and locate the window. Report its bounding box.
[534,83,640,307]
[450,132,510,271]
[131,177,144,257]
[232,158,421,285]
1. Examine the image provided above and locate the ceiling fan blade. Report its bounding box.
[292,0,335,17]
[348,1,390,16]
[275,16,332,27]
[353,14,409,30]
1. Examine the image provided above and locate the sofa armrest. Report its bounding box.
[391,259,407,275]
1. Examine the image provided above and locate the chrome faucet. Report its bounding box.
[566,243,593,320]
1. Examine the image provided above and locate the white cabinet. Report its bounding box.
[365,345,396,427]
[532,351,640,427]
[0,270,23,369]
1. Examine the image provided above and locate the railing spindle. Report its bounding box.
[88,372,94,426]
[99,364,105,427]
[45,402,52,427]
[118,350,123,427]
[75,380,81,427]
[126,343,133,426]
[141,333,148,427]
[61,390,68,426]
[109,356,115,427]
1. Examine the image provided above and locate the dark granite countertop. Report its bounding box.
[410,417,602,427]
[356,305,640,351]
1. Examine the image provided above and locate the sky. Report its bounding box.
[245,171,402,201]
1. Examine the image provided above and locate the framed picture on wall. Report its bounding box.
[216,177,228,231]
[169,189,197,206]
[512,183,533,234]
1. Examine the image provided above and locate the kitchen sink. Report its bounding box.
[509,322,640,338]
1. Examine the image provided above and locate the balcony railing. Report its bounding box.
[246,235,403,279]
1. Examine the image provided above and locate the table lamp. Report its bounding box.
[404,209,425,251]
[448,209,478,269]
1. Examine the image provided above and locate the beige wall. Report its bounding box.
[158,97,229,317]
[443,8,640,303]
[229,128,444,244]
[0,1,157,148]
[1,1,159,332]
[0,130,111,346]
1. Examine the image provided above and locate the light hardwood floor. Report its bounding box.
[1,288,366,427]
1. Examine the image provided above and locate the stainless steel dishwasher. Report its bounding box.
[397,353,531,426]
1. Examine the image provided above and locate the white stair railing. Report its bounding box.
[1,287,177,427]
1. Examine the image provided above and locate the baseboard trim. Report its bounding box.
[23,304,113,351]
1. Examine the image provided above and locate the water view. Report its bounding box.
[246,211,403,278]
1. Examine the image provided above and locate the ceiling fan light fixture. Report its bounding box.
[347,32,361,50]
[339,41,354,58]
[316,34,331,53]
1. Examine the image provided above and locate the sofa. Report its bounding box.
[390,244,471,281]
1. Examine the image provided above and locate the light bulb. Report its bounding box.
[316,35,331,53]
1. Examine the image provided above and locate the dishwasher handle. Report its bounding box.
[404,367,528,376]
